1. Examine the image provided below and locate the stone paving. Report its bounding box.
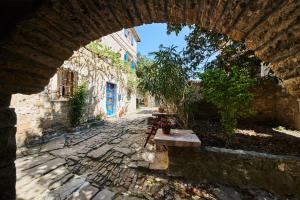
[16,108,292,200]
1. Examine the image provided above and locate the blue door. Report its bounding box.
[106,82,116,116]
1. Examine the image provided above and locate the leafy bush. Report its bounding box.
[86,41,134,75]
[96,112,104,121]
[199,66,255,136]
[138,45,188,110]
[87,41,137,93]
[69,83,88,127]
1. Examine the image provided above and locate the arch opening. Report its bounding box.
[0,0,300,199]
[0,0,299,96]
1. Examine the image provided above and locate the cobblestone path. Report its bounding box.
[16,109,289,200]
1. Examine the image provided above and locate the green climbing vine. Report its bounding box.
[69,83,88,127]
[86,41,137,92]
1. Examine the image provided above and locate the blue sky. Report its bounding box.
[135,23,192,57]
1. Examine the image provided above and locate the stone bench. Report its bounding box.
[154,129,300,198]
[153,129,201,147]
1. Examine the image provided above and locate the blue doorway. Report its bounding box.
[106,82,116,117]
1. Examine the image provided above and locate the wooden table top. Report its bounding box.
[154,129,201,147]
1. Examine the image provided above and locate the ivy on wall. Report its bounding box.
[86,41,137,92]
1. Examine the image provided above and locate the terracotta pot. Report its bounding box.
[162,126,171,134]
[158,107,165,113]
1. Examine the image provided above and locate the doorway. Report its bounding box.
[106,82,116,117]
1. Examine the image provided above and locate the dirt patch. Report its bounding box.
[193,120,300,156]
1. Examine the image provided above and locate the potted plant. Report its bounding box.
[158,107,165,113]
[160,118,174,134]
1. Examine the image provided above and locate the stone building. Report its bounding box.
[11,28,141,146]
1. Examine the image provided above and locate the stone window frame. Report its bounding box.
[57,68,78,99]
[131,33,135,46]
[131,60,135,71]
[124,51,129,61]
[124,29,128,38]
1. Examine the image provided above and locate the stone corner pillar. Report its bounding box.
[0,94,17,200]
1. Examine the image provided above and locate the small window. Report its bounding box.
[57,68,78,98]
[127,89,132,100]
[124,29,128,38]
[131,34,134,46]
[131,60,135,71]
[124,52,129,61]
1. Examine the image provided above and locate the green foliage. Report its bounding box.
[137,46,195,127]
[167,24,262,77]
[86,41,137,89]
[69,83,88,127]
[127,72,137,93]
[178,85,199,126]
[198,66,256,135]
[139,25,259,130]
[136,56,154,96]
[96,112,104,121]
[166,24,261,130]
[86,41,130,73]
[138,45,189,108]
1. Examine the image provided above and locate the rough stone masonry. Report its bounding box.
[0,0,300,199]
[0,0,299,96]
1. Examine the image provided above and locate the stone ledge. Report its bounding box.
[168,146,300,198]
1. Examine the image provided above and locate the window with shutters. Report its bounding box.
[124,52,129,61]
[57,68,78,98]
[124,29,128,38]
[131,60,135,71]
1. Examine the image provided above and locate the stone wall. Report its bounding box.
[168,146,300,198]
[251,79,300,129]
[192,78,300,130]
[0,1,300,97]
[11,93,69,145]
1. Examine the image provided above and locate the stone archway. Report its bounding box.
[0,0,299,199]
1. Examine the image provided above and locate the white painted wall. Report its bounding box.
[100,28,139,113]
[101,29,139,62]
